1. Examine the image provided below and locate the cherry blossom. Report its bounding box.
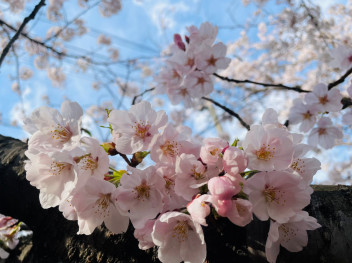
[23,100,83,149]
[200,137,228,166]
[308,117,343,149]
[289,99,319,132]
[113,166,165,228]
[71,177,129,235]
[134,219,156,250]
[25,149,76,208]
[242,124,294,171]
[265,211,321,263]
[108,101,168,154]
[330,44,352,71]
[152,212,206,263]
[174,153,216,201]
[187,194,211,226]
[195,42,231,74]
[244,171,311,223]
[155,164,188,212]
[305,83,342,113]
[222,146,248,175]
[150,123,199,164]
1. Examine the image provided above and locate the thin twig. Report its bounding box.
[0,0,46,67]
[213,73,309,93]
[117,151,132,167]
[202,97,250,131]
[132,88,155,105]
[44,0,100,43]
[328,66,352,90]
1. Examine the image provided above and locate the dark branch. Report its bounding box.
[202,97,250,131]
[213,73,309,93]
[0,0,46,67]
[328,66,352,90]
[132,88,155,105]
[0,18,150,67]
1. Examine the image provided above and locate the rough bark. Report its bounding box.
[0,134,351,263]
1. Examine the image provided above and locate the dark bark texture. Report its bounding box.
[0,134,351,263]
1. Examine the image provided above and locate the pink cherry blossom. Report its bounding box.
[175,153,217,201]
[155,164,188,212]
[167,85,195,108]
[208,176,240,200]
[74,137,109,179]
[187,22,218,46]
[71,177,129,235]
[305,83,342,112]
[23,100,83,149]
[287,144,321,186]
[289,98,319,132]
[108,101,168,154]
[330,44,352,71]
[195,42,231,74]
[150,123,199,165]
[265,211,321,263]
[152,211,206,263]
[113,166,165,228]
[183,70,213,98]
[244,171,311,223]
[134,219,156,250]
[242,124,294,171]
[187,194,211,226]
[200,137,228,166]
[222,146,248,175]
[308,117,343,149]
[25,149,76,208]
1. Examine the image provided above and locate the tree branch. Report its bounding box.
[202,97,250,130]
[43,0,101,43]
[132,88,155,105]
[328,66,352,90]
[213,73,309,93]
[0,0,46,68]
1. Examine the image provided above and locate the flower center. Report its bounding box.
[134,181,150,200]
[191,165,205,180]
[290,159,304,174]
[51,124,72,142]
[50,162,72,176]
[134,122,151,139]
[207,55,217,66]
[318,128,326,135]
[94,193,112,218]
[319,95,328,105]
[209,148,219,156]
[263,186,276,202]
[256,144,275,161]
[160,140,178,157]
[279,224,297,242]
[164,176,174,191]
[172,220,190,242]
[303,111,313,120]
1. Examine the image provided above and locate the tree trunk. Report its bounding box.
[0,134,351,263]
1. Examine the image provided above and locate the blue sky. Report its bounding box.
[0,0,285,139]
[0,0,349,184]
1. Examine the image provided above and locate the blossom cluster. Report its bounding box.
[24,100,321,263]
[155,22,231,107]
[288,82,343,149]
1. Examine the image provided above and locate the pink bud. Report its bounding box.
[208,176,239,200]
[223,146,248,175]
[174,34,186,51]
